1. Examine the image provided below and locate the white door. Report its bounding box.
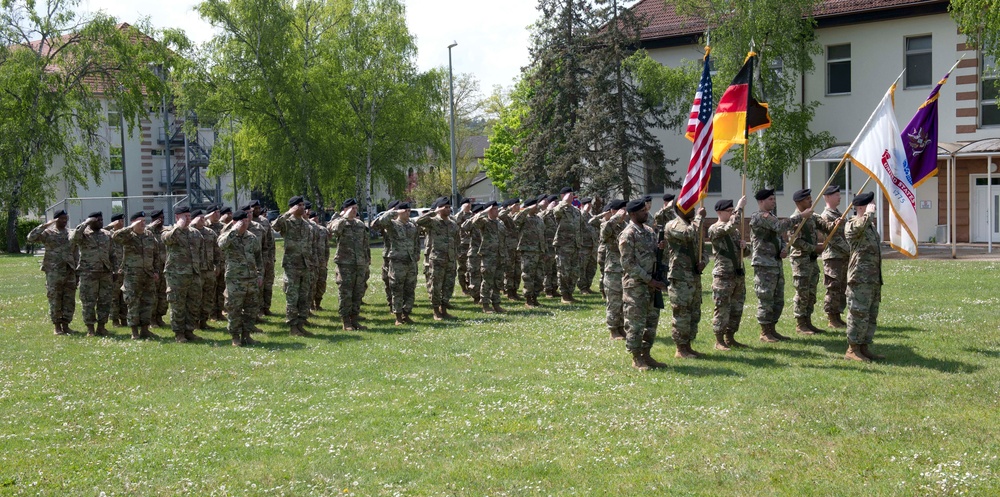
[971,178,1000,243]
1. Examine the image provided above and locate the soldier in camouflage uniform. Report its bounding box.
[708,197,748,351]
[147,210,169,328]
[70,212,115,336]
[541,196,559,298]
[844,192,884,362]
[209,206,228,320]
[105,213,127,327]
[552,187,582,302]
[750,189,806,343]
[591,203,612,300]
[374,202,420,324]
[218,210,263,347]
[788,188,836,335]
[820,185,850,329]
[653,193,677,231]
[619,199,668,370]
[600,200,628,339]
[193,210,221,330]
[664,203,708,358]
[416,197,457,320]
[499,199,522,301]
[111,212,161,340]
[473,201,507,313]
[310,210,332,311]
[455,199,473,295]
[329,198,370,331]
[272,196,314,336]
[241,203,269,329]
[577,198,598,294]
[163,206,204,343]
[374,200,399,309]
[513,197,545,308]
[27,210,78,335]
[463,203,486,304]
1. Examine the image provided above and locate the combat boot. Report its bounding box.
[86,323,97,337]
[96,322,110,336]
[184,330,204,342]
[610,327,626,341]
[860,344,885,360]
[472,295,481,305]
[140,325,160,340]
[806,317,825,334]
[724,329,747,348]
[759,323,780,343]
[440,306,454,319]
[686,343,703,357]
[674,343,696,359]
[241,330,257,346]
[795,316,816,335]
[341,316,355,331]
[394,313,405,326]
[492,303,506,314]
[198,319,213,330]
[845,343,870,362]
[642,347,668,368]
[351,314,367,331]
[561,293,576,304]
[772,325,792,341]
[631,350,651,371]
[231,334,243,347]
[507,290,523,301]
[481,303,494,314]
[153,316,167,328]
[432,307,444,321]
[62,322,78,334]
[525,296,539,308]
[131,326,141,340]
[402,313,415,324]
[827,313,847,329]
[714,333,731,351]
[174,331,188,343]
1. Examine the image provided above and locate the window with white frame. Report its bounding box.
[110,146,123,171]
[982,54,1000,127]
[827,44,851,95]
[107,102,121,128]
[905,35,933,89]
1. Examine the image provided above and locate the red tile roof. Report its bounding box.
[634,0,949,42]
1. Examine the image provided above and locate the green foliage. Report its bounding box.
[482,79,531,196]
[0,0,170,252]
[951,0,1000,102]
[0,217,38,253]
[625,51,700,131]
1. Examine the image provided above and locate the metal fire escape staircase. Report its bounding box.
[158,113,219,209]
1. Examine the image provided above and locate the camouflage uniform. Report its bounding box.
[821,206,850,318]
[163,224,203,336]
[303,221,320,311]
[110,232,127,325]
[513,209,545,302]
[462,216,484,302]
[577,210,598,292]
[148,224,168,324]
[272,213,312,327]
[218,224,262,342]
[788,211,836,323]
[664,213,707,347]
[601,212,627,334]
[210,220,227,318]
[197,225,221,326]
[257,213,277,315]
[473,213,506,309]
[653,200,676,232]
[618,220,660,352]
[552,201,582,298]
[374,214,420,315]
[541,209,558,296]
[416,211,458,308]
[845,211,882,345]
[749,211,796,326]
[313,221,332,308]
[708,208,746,340]
[371,215,393,307]
[591,214,608,297]
[27,222,78,327]
[455,209,473,294]
[111,227,160,328]
[499,209,521,297]
[70,222,115,328]
[329,216,369,318]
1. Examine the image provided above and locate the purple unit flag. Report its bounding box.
[901,69,953,188]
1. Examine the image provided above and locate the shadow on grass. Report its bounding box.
[966,347,1000,359]
[666,363,742,377]
[810,337,981,373]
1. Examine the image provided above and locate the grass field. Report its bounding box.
[1,244,999,496]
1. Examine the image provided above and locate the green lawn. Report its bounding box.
[1,244,998,496]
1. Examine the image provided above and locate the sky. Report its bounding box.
[79,0,540,94]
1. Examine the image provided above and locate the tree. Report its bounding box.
[482,78,531,196]
[0,0,169,253]
[952,0,1000,102]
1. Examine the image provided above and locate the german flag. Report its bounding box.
[711,53,771,164]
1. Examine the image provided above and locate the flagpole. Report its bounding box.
[790,156,848,240]
[819,176,874,253]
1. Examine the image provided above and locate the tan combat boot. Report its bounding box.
[351,314,366,331]
[610,327,626,341]
[772,324,792,341]
[631,350,651,371]
[231,334,243,347]
[482,303,494,314]
[96,322,110,336]
[806,316,825,334]
[492,303,506,314]
[184,330,204,342]
[432,306,444,321]
[62,322,78,334]
[394,313,405,326]
[714,333,731,351]
[675,343,697,359]
[241,330,257,346]
[643,348,668,368]
[174,331,188,343]
[759,323,780,343]
[86,323,97,337]
[845,343,870,362]
[795,316,816,335]
[440,305,454,319]
[860,344,885,360]
[827,313,847,329]
[341,316,355,331]
[131,326,141,340]
[725,328,747,348]
[140,325,160,340]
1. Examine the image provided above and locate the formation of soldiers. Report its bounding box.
[29,185,884,363]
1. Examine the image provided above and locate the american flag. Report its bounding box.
[678,53,714,214]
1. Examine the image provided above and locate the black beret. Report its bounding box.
[175,206,191,214]
[249,199,261,208]
[755,188,775,201]
[288,196,304,207]
[643,195,653,203]
[387,200,400,210]
[341,198,358,210]
[130,211,146,221]
[522,197,538,208]
[303,201,312,210]
[714,199,734,211]
[110,213,125,222]
[308,211,318,218]
[460,198,472,205]
[150,209,164,219]
[191,209,205,218]
[559,186,574,195]
[88,211,103,218]
[546,194,559,202]
[663,193,676,202]
[580,197,592,205]
[240,203,252,211]
[397,202,410,210]
[232,210,248,221]
[609,199,627,211]
[626,199,646,213]
[435,196,451,208]
[601,203,613,213]
[792,189,811,202]
[472,203,486,213]
[485,200,499,208]
[206,205,219,214]
[824,185,841,195]
[53,210,67,218]
[219,207,232,215]
[429,198,442,209]
[852,192,875,206]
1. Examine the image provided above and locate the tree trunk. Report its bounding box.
[6,203,21,254]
